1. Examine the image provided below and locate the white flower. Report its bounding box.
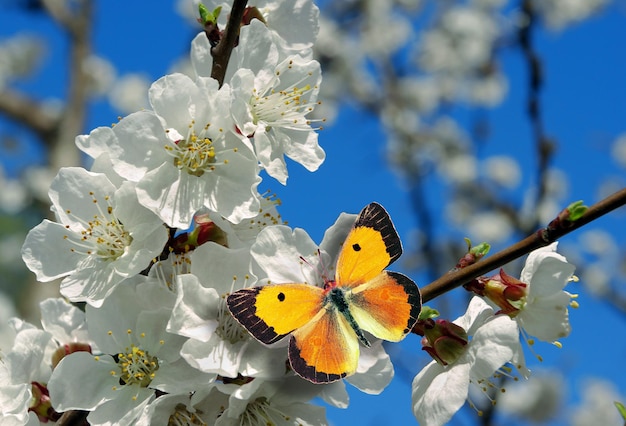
[169,242,287,379]
[412,297,527,426]
[40,298,91,346]
[21,167,168,307]
[416,6,497,74]
[533,0,607,30]
[516,242,577,342]
[499,370,564,422]
[210,376,328,425]
[230,24,325,184]
[48,277,215,426]
[98,73,261,228]
[108,72,151,114]
[0,325,55,425]
[570,378,626,426]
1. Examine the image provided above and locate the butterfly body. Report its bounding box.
[227,203,421,384]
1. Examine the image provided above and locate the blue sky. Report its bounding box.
[2,2,626,425]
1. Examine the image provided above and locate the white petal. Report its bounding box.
[190,243,257,293]
[518,292,572,341]
[49,352,119,411]
[167,274,220,341]
[412,361,471,426]
[468,314,520,380]
[346,340,394,395]
[251,225,322,285]
[39,298,88,343]
[111,111,171,181]
[21,220,82,282]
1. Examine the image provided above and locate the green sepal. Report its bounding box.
[418,305,440,321]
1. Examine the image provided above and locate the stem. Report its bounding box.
[420,187,626,303]
[210,0,249,86]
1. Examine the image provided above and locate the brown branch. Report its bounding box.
[48,0,93,169]
[420,187,626,303]
[519,0,553,231]
[0,88,58,138]
[210,0,249,86]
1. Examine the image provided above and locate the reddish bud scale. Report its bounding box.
[51,342,92,369]
[30,382,61,422]
[416,318,469,366]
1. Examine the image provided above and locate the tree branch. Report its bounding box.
[210,0,248,86]
[0,88,58,139]
[420,187,626,303]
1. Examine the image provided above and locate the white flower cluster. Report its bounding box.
[3,1,581,425]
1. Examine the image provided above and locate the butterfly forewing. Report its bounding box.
[336,203,402,286]
[289,306,360,383]
[348,271,421,342]
[227,284,325,345]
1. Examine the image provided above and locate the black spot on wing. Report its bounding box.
[288,336,345,384]
[387,271,422,333]
[354,202,402,265]
[226,288,288,345]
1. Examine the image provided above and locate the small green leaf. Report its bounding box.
[470,242,490,258]
[198,4,210,23]
[567,200,588,221]
[418,306,440,321]
[198,4,222,25]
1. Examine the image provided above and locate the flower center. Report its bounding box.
[250,58,317,130]
[217,296,249,344]
[117,344,159,387]
[65,193,132,262]
[169,403,208,426]
[163,121,233,178]
[251,83,314,131]
[240,397,291,425]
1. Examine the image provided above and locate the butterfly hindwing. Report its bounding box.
[336,202,402,286]
[288,306,359,383]
[226,284,325,345]
[348,271,421,342]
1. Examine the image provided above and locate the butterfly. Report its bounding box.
[226,202,421,384]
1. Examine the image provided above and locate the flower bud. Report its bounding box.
[466,269,528,316]
[171,214,228,253]
[51,342,92,369]
[419,319,468,366]
[30,381,60,422]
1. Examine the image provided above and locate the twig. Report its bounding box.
[420,187,626,303]
[210,0,249,86]
[519,0,553,231]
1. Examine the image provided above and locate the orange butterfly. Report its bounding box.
[226,202,421,383]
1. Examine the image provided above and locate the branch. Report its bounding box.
[48,0,93,169]
[519,0,553,230]
[420,187,626,303]
[0,88,58,139]
[210,0,248,86]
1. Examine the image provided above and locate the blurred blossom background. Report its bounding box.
[1,0,625,424]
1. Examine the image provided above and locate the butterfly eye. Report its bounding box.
[277,292,286,302]
[352,243,361,252]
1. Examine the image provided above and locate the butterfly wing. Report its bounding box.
[336,202,402,286]
[347,271,421,342]
[226,284,324,345]
[289,305,359,383]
